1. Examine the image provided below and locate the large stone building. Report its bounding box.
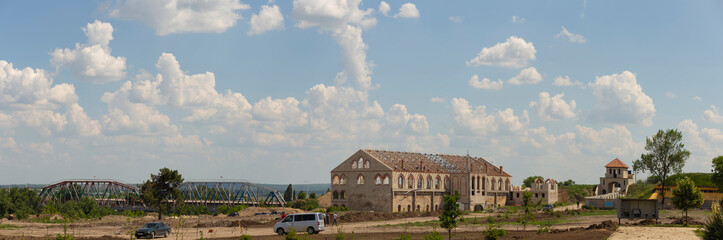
[510,178,558,205]
[330,149,512,212]
[596,158,635,195]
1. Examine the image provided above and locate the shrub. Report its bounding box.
[537,222,552,234]
[700,203,723,240]
[326,205,350,212]
[424,230,443,240]
[218,205,247,215]
[335,228,346,240]
[289,199,319,211]
[240,235,253,240]
[0,188,42,219]
[397,232,412,240]
[482,222,506,240]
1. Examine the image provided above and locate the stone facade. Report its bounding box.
[330,149,512,212]
[510,178,558,205]
[596,158,635,195]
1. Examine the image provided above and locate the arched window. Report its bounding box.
[417,176,423,189]
[426,176,432,189]
[491,178,496,190]
[398,175,404,188]
[398,205,402,212]
[417,205,420,211]
[383,175,390,185]
[364,160,370,168]
[333,191,339,199]
[340,175,347,184]
[407,205,411,212]
[477,177,481,190]
[352,161,357,169]
[435,176,441,189]
[375,175,382,185]
[471,176,475,190]
[357,175,365,185]
[408,176,414,189]
[340,191,346,199]
[482,177,486,190]
[444,176,450,189]
[332,175,339,185]
[498,179,502,190]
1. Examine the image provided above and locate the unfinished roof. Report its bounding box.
[361,149,511,177]
[605,158,630,168]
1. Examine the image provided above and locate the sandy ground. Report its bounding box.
[608,226,699,240]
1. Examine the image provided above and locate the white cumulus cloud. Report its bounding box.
[468,75,503,90]
[451,98,528,136]
[110,0,250,35]
[529,92,577,121]
[511,15,525,23]
[379,1,390,16]
[703,105,723,124]
[292,0,376,30]
[394,3,419,18]
[555,26,587,43]
[430,97,445,103]
[50,20,126,84]
[552,75,582,87]
[248,5,284,35]
[589,71,655,126]
[466,36,536,68]
[508,67,542,85]
[449,16,463,23]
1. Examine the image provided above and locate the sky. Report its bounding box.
[1,0,722,186]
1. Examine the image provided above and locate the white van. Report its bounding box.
[274,213,326,235]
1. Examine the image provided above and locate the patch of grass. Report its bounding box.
[0,224,23,229]
[576,209,616,216]
[560,184,596,202]
[31,217,68,224]
[377,220,440,227]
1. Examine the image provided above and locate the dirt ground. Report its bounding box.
[0,208,710,240]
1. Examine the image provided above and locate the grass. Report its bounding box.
[31,217,69,224]
[560,184,596,202]
[624,182,656,199]
[652,172,716,187]
[0,224,23,229]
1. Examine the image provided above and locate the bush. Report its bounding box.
[335,228,346,240]
[0,188,42,219]
[482,222,506,240]
[537,222,552,234]
[44,197,115,220]
[700,203,723,240]
[289,199,319,211]
[326,205,350,212]
[240,235,253,240]
[424,230,443,240]
[218,205,247,215]
[397,232,412,240]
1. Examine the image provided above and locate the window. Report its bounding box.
[516,192,519,198]
[471,176,475,190]
[477,177,481,190]
[535,193,538,198]
[499,179,503,190]
[398,205,401,212]
[375,175,382,185]
[444,176,449,189]
[426,176,432,189]
[408,176,414,189]
[364,160,370,168]
[357,175,365,185]
[542,193,546,198]
[435,177,440,189]
[333,191,339,199]
[417,176,423,189]
[482,177,485,190]
[340,175,346,184]
[398,175,404,188]
[352,161,357,169]
[407,205,411,212]
[332,175,339,185]
[383,175,390,185]
[340,191,346,199]
[491,179,496,190]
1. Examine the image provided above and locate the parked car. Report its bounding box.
[273,213,326,235]
[227,212,239,217]
[542,204,555,212]
[135,222,171,239]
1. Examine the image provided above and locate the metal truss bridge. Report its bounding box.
[38,179,286,208]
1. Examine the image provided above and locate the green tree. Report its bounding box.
[298,191,307,200]
[633,129,690,208]
[671,176,704,226]
[284,184,293,201]
[140,168,184,220]
[523,176,544,188]
[560,179,576,187]
[439,191,461,240]
[522,191,534,214]
[309,192,317,199]
[711,156,723,193]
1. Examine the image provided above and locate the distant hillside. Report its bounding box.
[648,172,715,187]
[260,183,330,195]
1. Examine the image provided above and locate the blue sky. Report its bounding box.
[1,0,722,185]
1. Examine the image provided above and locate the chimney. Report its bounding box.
[500,166,503,173]
[401,160,405,169]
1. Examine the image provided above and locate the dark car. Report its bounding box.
[135,222,171,239]
[542,204,555,212]
[228,212,239,217]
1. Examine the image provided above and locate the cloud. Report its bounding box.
[449,16,463,23]
[552,75,582,87]
[466,36,536,69]
[468,75,503,90]
[101,81,178,134]
[430,97,445,103]
[507,67,542,85]
[703,105,723,124]
[378,1,390,16]
[0,60,100,136]
[50,20,126,84]
[332,25,374,90]
[529,92,577,121]
[679,119,723,171]
[693,96,703,101]
[248,5,284,35]
[394,3,420,18]
[511,15,525,23]
[664,91,677,99]
[292,0,376,30]
[589,71,655,126]
[384,104,429,136]
[451,98,528,136]
[555,26,587,43]
[109,0,250,35]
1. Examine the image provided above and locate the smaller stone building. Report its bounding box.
[510,178,558,205]
[596,158,635,195]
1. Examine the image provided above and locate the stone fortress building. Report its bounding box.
[510,178,559,205]
[596,158,635,195]
[330,149,512,212]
